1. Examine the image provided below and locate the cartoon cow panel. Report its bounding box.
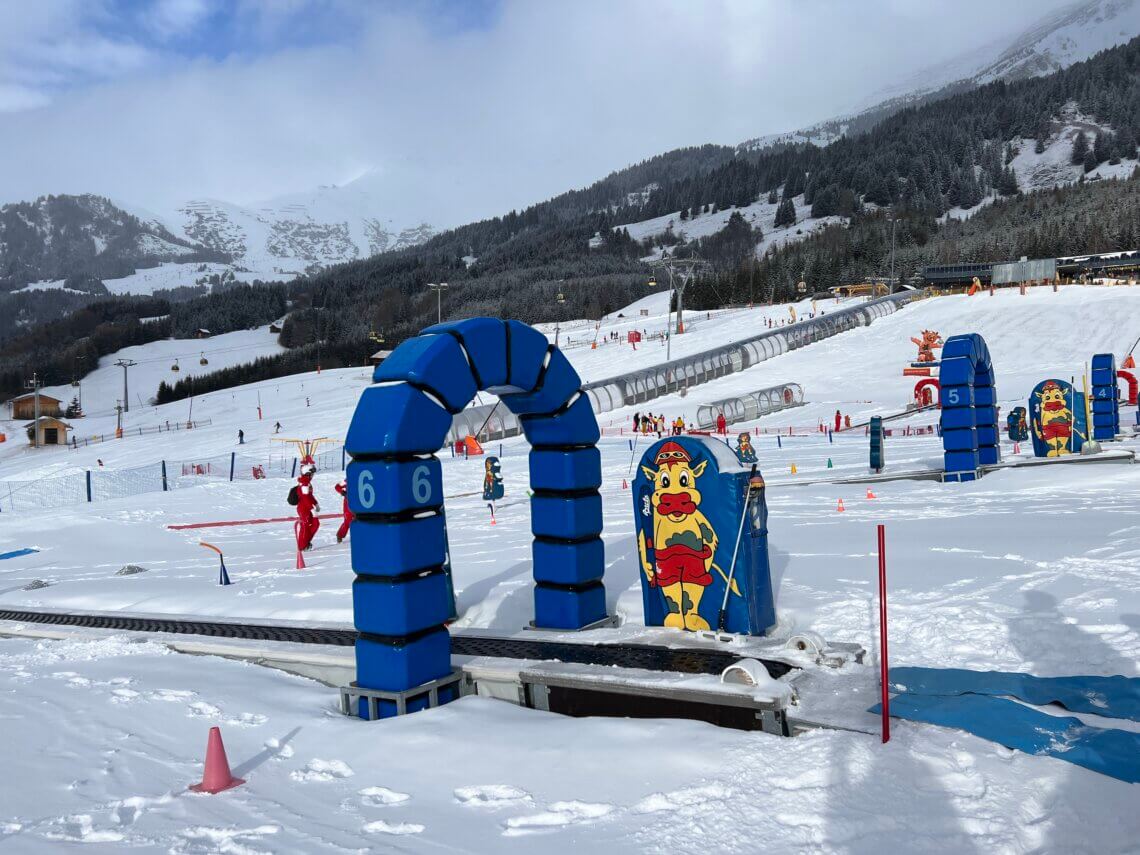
[1029,379,1088,457]
[632,437,775,636]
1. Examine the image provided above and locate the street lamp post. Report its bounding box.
[429,283,449,324]
[554,291,566,347]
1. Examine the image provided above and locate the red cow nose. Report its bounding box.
[658,491,696,515]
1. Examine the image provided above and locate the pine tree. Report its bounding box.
[1084,150,1099,173]
[774,198,797,227]
[767,188,778,204]
[997,167,1019,196]
[1093,131,1111,164]
[1071,131,1089,165]
[1034,137,1046,154]
[680,207,689,221]
[65,396,83,418]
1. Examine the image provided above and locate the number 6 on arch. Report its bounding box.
[347,458,443,516]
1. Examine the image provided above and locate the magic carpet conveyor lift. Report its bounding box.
[0,608,868,736]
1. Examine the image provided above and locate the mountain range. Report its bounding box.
[739,0,1140,152]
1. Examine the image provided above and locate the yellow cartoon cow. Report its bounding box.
[637,441,718,630]
[1034,380,1081,457]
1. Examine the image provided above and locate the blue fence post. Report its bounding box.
[291,457,298,478]
[828,429,833,444]
[229,452,236,482]
[777,435,782,448]
[85,470,92,502]
[161,460,168,491]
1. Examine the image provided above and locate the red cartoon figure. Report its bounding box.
[910,330,943,363]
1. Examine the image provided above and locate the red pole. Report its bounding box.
[877,523,890,743]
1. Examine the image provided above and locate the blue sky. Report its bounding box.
[0,0,1100,223]
[2,0,504,105]
[91,0,504,60]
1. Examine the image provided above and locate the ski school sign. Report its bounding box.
[632,436,775,636]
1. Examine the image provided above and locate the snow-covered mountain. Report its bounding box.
[159,175,435,277]
[740,0,1140,153]
[0,194,221,289]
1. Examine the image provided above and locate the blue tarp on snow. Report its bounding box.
[870,693,1140,784]
[888,666,1140,722]
[0,548,37,560]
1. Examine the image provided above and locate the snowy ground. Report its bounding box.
[1,285,1139,851]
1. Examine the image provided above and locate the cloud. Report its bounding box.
[0,0,1093,227]
[142,0,216,40]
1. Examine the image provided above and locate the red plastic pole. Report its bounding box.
[877,523,890,743]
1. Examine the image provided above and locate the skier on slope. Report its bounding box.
[334,477,353,543]
[294,462,321,550]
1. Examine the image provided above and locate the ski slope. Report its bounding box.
[25,325,287,423]
[1,286,1139,852]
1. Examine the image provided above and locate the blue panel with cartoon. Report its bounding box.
[1029,379,1088,457]
[733,432,758,464]
[632,437,774,636]
[481,456,504,501]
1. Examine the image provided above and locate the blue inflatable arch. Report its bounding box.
[344,318,606,709]
[939,332,999,481]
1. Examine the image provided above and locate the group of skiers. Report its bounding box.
[289,460,352,552]
[632,411,689,436]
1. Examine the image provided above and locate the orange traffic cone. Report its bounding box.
[294,521,306,569]
[621,478,628,489]
[190,726,244,794]
[836,498,845,513]
[790,464,797,475]
[866,489,876,499]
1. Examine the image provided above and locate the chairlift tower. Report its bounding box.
[115,359,137,412]
[652,256,708,362]
[24,373,42,448]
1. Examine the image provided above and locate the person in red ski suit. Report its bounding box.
[716,412,727,435]
[334,478,353,543]
[834,410,843,432]
[296,463,321,550]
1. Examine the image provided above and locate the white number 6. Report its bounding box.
[358,469,375,509]
[412,465,432,504]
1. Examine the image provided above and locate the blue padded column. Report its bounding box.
[346,333,476,718]
[940,333,998,481]
[511,358,607,629]
[1091,353,1120,441]
[869,416,885,472]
